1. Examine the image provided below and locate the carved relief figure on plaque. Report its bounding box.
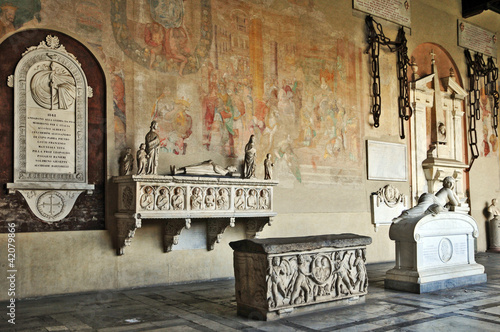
[353,249,367,293]
[145,120,160,175]
[268,256,291,308]
[393,176,461,222]
[119,147,134,176]
[205,188,215,209]
[247,189,257,209]
[259,189,270,209]
[140,186,154,210]
[31,62,76,110]
[264,153,274,180]
[290,255,312,304]
[216,188,229,210]
[156,187,170,210]
[334,251,354,296]
[244,135,256,179]
[171,187,185,210]
[488,198,500,221]
[136,143,147,175]
[191,187,202,210]
[235,189,245,210]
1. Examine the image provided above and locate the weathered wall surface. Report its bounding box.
[0,0,499,300]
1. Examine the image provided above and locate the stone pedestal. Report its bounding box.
[385,212,486,293]
[489,218,500,252]
[229,234,372,320]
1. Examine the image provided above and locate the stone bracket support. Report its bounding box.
[207,217,235,250]
[115,213,142,255]
[164,219,192,252]
[245,217,273,239]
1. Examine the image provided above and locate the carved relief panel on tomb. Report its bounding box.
[6,35,94,223]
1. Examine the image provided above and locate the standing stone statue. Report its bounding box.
[264,153,274,180]
[119,147,134,176]
[244,135,256,179]
[145,120,160,175]
[488,198,500,251]
[136,143,147,175]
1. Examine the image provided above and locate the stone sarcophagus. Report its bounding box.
[113,175,278,255]
[229,234,372,320]
[385,212,486,293]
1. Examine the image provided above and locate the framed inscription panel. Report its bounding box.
[367,140,408,182]
[7,35,94,223]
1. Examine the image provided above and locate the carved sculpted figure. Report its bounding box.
[205,188,215,209]
[191,187,202,210]
[268,256,290,308]
[140,186,154,210]
[235,189,245,210]
[335,251,354,296]
[393,176,461,222]
[259,189,270,209]
[353,249,367,293]
[136,143,147,175]
[264,153,274,180]
[244,135,256,179]
[247,189,257,209]
[290,255,312,304]
[172,159,238,176]
[488,198,500,221]
[171,187,184,210]
[145,121,160,175]
[119,147,134,176]
[217,188,229,210]
[156,188,169,210]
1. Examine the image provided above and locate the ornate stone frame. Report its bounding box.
[6,35,94,223]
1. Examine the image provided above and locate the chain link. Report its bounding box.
[365,16,412,137]
[464,50,499,171]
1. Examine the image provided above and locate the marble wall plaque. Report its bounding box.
[6,35,94,223]
[367,140,407,181]
[354,0,411,28]
[458,20,497,58]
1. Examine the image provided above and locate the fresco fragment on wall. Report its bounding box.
[111,0,212,76]
[150,88,193,155]
[0,0,41,39]
[198,1,363,183]
[479,87,499,157]
[110,0,364,183]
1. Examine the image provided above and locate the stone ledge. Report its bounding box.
[229,233,372,254]
[385,273,487,294]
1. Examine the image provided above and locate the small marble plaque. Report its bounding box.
[354,0,411,28]
[367,140,408,181]
[458,20,497,59]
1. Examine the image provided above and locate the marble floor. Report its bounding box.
[2,252,500,331]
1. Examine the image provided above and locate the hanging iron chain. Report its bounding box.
[464,50,499,171]
[365,16,412,137]
[396,27,412,139]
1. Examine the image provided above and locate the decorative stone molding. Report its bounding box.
[113,175,278,255]
[229,234,372,320]
[6,35,94,223]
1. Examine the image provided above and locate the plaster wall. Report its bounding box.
[1,0,499,300]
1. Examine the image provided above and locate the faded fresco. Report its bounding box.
[4,0,365,184]
[479,87,499,157]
